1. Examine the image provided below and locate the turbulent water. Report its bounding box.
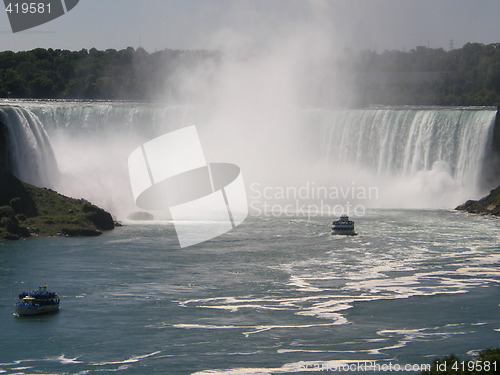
[0,101,498,374]
[0,211,499,374]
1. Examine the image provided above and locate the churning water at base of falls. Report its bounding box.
[0,210,499,374]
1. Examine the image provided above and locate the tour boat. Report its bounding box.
[15,285,60,316]
[331,215,357,235]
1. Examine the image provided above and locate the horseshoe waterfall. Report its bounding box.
[0,101,498,217]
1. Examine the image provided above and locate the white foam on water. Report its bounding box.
[242,323,338,337]
[0,360,24,367]
[177,245,500,330]
[288,275,322,292]
[183,292,361,323]
[466,349,482,357]
[197,304,283,312]
[277,348,371,355]
[277,349,327,354]
[180,264,494,325]
[173,322,339,337]
[0,355,83,374]
[345,268,496,299]
[173,323,246,330]
[51,355,83,365]
[180,296,272,307]
[371,325,471,355]
[296,298,356,323]
[91,351,161,366]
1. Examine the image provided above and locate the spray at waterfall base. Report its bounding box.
[248,182,379,220]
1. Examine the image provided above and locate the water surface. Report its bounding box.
[0,210,498,374]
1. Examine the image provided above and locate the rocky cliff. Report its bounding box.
[0,120,115,240]
[456,186,500,216]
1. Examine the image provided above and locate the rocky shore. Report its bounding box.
[0,172,115,240]
[455,186,500,216]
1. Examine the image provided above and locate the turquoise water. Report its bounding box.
[0,210,499,374]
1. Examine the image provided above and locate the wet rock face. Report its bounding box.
[0,121,10,174]
[82,203,115,231]
[456,186,500,216]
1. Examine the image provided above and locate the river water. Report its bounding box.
[0,209,498,374]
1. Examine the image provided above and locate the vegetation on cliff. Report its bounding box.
[456,186,500,216]
[0,172,114,240]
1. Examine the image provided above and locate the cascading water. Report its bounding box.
[314,108,495,184]
[0,104,59,188]
[0,100,496,216]
[26,101,200,135]
[307,107,496,208]
[21,101,201,218]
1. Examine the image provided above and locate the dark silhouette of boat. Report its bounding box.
[331,215,357,235]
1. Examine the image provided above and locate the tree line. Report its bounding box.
[0,47,220,101]
[1,43,500,106]
[350,43,500,106]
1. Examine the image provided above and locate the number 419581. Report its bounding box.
[5,2,52,14]
[452,361,497,372]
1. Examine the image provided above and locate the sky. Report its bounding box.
[1,0,500,53]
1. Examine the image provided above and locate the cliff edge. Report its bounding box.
[0,172,115,240]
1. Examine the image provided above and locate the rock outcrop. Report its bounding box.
[0,120,115,240]
[0,175,116,240]
[456,186,500,216]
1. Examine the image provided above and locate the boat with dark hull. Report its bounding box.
[15,286,60,316]
[331,215,357,235]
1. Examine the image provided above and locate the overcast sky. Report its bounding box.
[1,0,500,53]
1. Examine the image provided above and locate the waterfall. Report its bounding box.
[0,105,59,188]
[308,107,496,207]
[0,100,497,213]
[26,101,199,136]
